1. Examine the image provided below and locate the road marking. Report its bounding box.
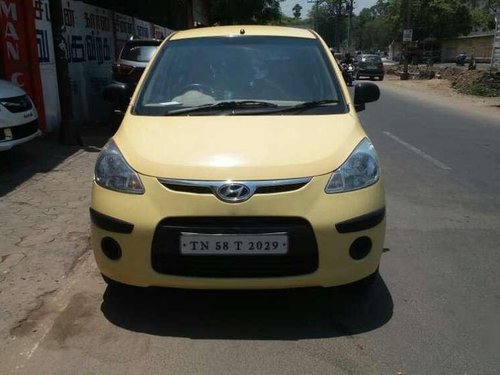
[383,131,452,170]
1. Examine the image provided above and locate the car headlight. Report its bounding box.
[325,138,379,193]
[95,140,145,194]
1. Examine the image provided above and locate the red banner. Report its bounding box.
[0,0,46,131]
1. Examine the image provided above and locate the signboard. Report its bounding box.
[134,18,151,39]
[403,29,413,42]
[61,0,114,123]
[34,0,61,131]
[493,10,500,69]
[0,0,46,130]
[113,12,133,59]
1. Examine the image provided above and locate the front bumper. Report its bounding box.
[90,174,385,289]
[0,119,41,151]
[357,69,384,77]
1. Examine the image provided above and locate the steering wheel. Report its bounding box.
[177,83,214,97]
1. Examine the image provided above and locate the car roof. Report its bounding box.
[169,25,317,40]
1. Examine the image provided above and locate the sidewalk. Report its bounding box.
[0,126,112,342]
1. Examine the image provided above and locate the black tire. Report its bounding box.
[353,267,379,288]
[379,75,384,81]
[101,273,128,289]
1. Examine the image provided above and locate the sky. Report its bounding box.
[280,0,377,17]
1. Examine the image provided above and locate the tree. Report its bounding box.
[308,0,351,48]
[293,3,303,18]
[351,0,476,52]
[210,0,282,25]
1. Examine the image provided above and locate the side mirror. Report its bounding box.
[103,83,129,112]
[354,82,380,112]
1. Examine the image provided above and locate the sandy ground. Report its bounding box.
[380,75,500,122]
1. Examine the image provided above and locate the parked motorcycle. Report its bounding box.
[456,53,466,66]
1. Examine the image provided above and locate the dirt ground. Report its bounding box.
[381,75,500,121]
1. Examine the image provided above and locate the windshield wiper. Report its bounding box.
[275,99,340,113]
[165,100,278,115]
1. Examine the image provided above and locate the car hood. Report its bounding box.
[0,79,27,98]
[114,113,365,180]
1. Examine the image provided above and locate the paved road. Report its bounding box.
[1,84,499,374]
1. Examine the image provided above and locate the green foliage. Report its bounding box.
[210,0,282,25]
[308,0,351,48]
[279,15,312,27]
[458,82,500,97]
[350,0,488,51]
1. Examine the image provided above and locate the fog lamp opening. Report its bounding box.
[349,236,372,260]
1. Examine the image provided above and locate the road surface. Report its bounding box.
[0,82,499,374]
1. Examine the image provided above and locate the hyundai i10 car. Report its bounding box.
[92,26,385,289]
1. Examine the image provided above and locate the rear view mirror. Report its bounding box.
[354,83,380,112]
[103,83,129,111]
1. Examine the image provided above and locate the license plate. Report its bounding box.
[180,232,288,255]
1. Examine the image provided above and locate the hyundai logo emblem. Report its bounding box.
[216,183,252,203]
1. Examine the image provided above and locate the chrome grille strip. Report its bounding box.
[158,177,311,195]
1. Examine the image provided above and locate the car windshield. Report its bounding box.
[121,44,158,62]
[135,36,346,116]
[362,55,382,64]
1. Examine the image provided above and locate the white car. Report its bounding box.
[0,79,40,151]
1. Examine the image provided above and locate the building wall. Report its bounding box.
[1,0,206,130]
[35,0,61,131]
[441,34,494,63]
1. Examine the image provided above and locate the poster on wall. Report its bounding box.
[34,0,61,131]
[113,12,133,59]
[152,24,174,39]
[134,18,152,39]
[61,0,114,123]
[0,0,46,130]
[152,24,165,39]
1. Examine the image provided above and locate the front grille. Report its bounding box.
[1,95,33,113]
[11,120,39,140]
[158,178,310,196]
[151,217,318,278]
[0,120,39,141]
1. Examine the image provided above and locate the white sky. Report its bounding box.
[280,0,377,17]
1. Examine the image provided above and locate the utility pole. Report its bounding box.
[400,0,412,80]
[315,0,319,31]
[347,0,353,52]
[50,0,81,145]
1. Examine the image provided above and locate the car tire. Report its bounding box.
[379,75,384,81]
[101,273,128,290]
[352,267,379,288]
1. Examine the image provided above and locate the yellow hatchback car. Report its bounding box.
[92,26,385,289]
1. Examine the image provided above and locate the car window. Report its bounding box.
[362,55,382,64]
[120,45,158,62]
[135,36,345,116]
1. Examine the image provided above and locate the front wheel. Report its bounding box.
[102,273,129,290]
[379,75,384,81]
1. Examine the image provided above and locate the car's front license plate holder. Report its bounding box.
[180,232,288,255]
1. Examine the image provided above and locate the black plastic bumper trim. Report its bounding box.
[89,208,134,234]
[335,207,385,233]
